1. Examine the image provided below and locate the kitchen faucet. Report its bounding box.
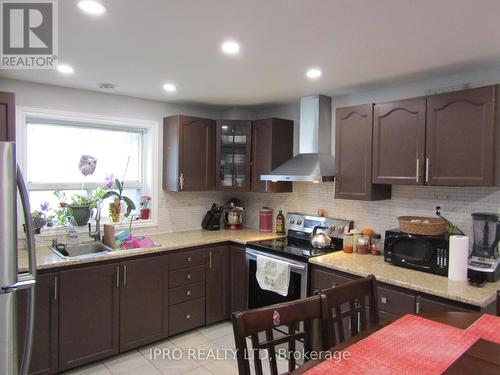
[88,201,101,241]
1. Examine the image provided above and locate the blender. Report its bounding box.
[468,213,500,282]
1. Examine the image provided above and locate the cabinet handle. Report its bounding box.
[186,314,191,319]
[331,282,338,288]
[380,297,388,304]
[425,158,430,183]
[209,251,212,269]
[179,173,185,190]
[187,256,192,262]
[187,273,192,279]
[123,265,127,286]
[54,276,58,301]
[416,301,421,314]
[187,290,191,296]
[416,159,419,183]
[116,266,120,288]
[265,180,269,192]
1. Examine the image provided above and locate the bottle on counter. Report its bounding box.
[259,207,273,233]
[356,236,370,254]
[276,210,285,234]
[370,234,383,255]
[350,229,362,253]
[343,233,354,253]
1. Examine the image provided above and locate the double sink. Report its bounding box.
[50,242,114,259]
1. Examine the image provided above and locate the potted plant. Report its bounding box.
[140,195,151,219]
[103,174,136,223]
[31,202,49,234]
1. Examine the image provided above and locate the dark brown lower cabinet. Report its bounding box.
[59,264,120,371]
[230,246,247,314]
[206,246,230,324]
[119,256,169,352]
[17,273,58,375]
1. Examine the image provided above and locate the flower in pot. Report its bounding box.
[31,202,49,234]
[103,175,136,223]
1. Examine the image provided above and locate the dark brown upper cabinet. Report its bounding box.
[119,255,169,352]
[0,91,15,142]
[335,104,391,200]
[17,273,58,375]
[251,118,294,193]
[206,246,230,324]
[163,115,215,192]
[426,86,496,186]
[215,120,252,191]
[59,264,120,371]
[372,98,427,185]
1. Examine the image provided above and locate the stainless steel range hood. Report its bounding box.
[261,94,335,182]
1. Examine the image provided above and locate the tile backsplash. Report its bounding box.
[237,183,500,239]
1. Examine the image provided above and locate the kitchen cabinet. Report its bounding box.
[215,120,252,191]
[119,256,169,352]
[251,118,294,192]
[163,115,215,192]
[59,264,119,371]
[230,245,248,314]
[167,248,207,336]
[335,104,391,200]
[17,273,58,375]
[426,86,496,186]
[0,91,15,142]
[415,295,471,313]
[372,98,426,185]
[206,246,230,324]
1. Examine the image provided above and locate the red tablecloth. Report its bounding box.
[465,314,500,344]
[305,314,479,375]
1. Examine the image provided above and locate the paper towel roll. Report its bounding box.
[448,235,469,281]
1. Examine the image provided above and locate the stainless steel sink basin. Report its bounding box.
[50,242,113,259]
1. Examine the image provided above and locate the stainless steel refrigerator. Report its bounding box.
[0,142,37,375]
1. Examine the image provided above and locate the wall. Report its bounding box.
[0,78,232,236]
[246,66,500,239]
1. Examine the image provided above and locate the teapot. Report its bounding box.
[310,226,332,249]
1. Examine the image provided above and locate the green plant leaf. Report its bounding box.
[121,196,136,217]
[102,191,120,200]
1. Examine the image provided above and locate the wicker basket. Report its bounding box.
[397,216,448,236]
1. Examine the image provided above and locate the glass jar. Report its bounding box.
[356,236,370,254]
[343,233,354,253]
[370,234,383,255]
[351,229,362,253]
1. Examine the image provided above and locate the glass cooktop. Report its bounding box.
[246,237,341,261]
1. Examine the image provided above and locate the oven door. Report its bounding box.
[245,248,308,309]
[386,235,433,271]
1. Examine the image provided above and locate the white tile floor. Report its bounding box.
[62,321,291,375]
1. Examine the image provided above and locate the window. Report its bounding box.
[17,108,159,229]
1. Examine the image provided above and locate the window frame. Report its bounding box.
[16,106,159,235]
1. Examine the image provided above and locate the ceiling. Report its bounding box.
[2,0,500,105]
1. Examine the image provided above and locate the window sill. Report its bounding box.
[20,218,158,242]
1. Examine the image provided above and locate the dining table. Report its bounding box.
[292,312,500,375]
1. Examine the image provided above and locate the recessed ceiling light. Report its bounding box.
[221,40,240,55]
[306,68,322,80]
[77,1,106,15]
[163,83,177,93]
[57,64,74,74]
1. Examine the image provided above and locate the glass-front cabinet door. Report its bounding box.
[215,120,252,191]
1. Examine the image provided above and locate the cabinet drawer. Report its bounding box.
[169,281,205,305]
[378,287,415,315]
[169,266,205,288]
[416,296,473,313]
[168,298,205,336]
[169,250,205,270]
[311,267,355,293]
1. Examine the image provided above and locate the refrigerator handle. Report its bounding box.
[17,166,37,375]
[17,165,37,283]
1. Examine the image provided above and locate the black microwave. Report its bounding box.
[384,229,449,276]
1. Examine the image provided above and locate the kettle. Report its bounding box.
[310,226,332,249]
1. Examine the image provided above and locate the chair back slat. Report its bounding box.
[232,295,323,375]
[320,275,380,349]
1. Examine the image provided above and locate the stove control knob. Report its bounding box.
[297,219,302,225]
[289,218,295,224]
[329,225,335,232]
[337,225,344,234]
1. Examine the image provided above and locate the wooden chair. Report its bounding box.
[231,295,325,375]
[319,274,380,348]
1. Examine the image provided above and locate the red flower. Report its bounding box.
[60,201,67,208]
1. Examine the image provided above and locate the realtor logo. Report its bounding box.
[1,0,58,69]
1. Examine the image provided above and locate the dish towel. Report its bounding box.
[256,254,291,296]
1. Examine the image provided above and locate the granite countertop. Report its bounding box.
[18,229,283,273]
[309,252,500,308]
